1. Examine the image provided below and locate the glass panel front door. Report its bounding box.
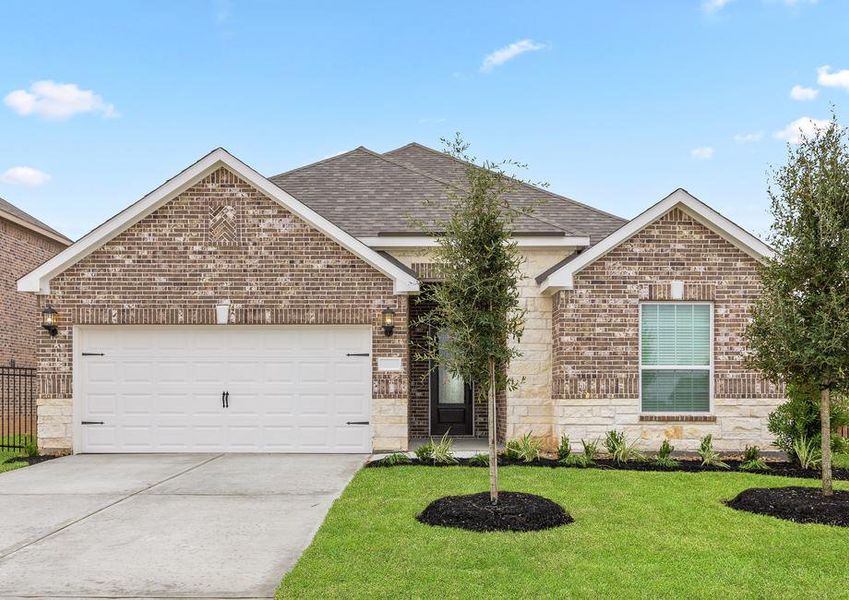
[430,330,473,435]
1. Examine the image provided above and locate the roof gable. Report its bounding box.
[538,188,773,293]
[18,149,419,295]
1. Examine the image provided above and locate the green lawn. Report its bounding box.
[278,466,849,599]
[0,436,35,474]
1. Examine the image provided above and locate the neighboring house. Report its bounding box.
[18,145,781,456]
[0,197,70,367]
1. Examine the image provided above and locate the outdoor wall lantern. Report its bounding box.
[382,307,396,337]
[215,300,232,325]
[41,304,58,337]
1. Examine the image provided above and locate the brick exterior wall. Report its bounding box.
[36,167,409,454]
[552,207,783,451]
[0,219,66,367]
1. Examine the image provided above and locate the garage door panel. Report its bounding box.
[78,326,372,453]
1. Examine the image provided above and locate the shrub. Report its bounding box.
[431,432,458,465]
[654,439,680,468]
[739,445,769,471]
[379,452,410,466]
[604,430,646,464]
[414,440,434,462]
[468,453,489,467]
[582,438,600,463]
[793,434,822,470]
[698,435,729,469]
[768,382,849,458]
[557,435,572,462]
[504,432,542,463]
[23,440,38,458]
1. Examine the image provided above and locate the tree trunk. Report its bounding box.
[488,358,498,505]
[821,387,833,497]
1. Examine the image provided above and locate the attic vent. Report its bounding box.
[209,204,239,245]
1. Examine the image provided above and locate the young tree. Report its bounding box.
[418,135,528,504]
[747,114,849,496]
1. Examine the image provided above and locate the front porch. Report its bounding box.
[406,290,506,446]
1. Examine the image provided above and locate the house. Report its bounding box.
[0,196,70,367]
[18,144,782,456]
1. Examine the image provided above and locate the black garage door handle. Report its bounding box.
[346,421,370,425]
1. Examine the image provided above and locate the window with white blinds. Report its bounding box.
[640,303,711,412]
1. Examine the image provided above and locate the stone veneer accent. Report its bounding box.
[392,248,570,443]
[552,207,782,451]
[36,167,409,455]
[0,219,66,367]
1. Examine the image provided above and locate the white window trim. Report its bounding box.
[638,301,714,415]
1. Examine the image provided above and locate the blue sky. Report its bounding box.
[1,0,847,240]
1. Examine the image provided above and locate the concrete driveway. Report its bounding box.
[0,453,364,599]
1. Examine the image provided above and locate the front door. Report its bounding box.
[429,330,473,435]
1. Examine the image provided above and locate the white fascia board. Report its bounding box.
[539,188,774,294]
[360,235,591,249]
[0,209,71,246]
[18,148,420,295]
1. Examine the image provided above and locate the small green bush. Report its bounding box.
[581,438,600,463]
[739,445,769,471]
[654,439,679,468]
[604,430,646,464]
[468,453,489,467]
[768,382,849,458]
[379,452,410,466]
[697,434,729,469]
[793,434,822,470]
[414,440,434,462]
[557,435,572,462]
[504,432,542,463]
[23,440,39,458]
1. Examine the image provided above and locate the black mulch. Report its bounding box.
[367,455,849,481]
[726,486,849,527]
[416,491,573,532]
[3,455,55,466]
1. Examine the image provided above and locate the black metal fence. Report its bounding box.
[0,366,36,450]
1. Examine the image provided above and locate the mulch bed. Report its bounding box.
[368,456,849,481]
[3,455,55,466]
[417,491,573,532]
[726,486,849,527]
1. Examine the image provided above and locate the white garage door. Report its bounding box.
[76,326,372,453]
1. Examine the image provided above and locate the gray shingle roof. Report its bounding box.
[385,143,626,244]
[0,196,70,243]
[269,142,626,243]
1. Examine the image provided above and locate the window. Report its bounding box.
[640,303,711,412]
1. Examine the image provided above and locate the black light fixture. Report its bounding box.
[41,304,58,337]
[382,307,396,337]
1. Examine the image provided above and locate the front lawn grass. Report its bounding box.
[0,435,35,474]
[278,466,849,599]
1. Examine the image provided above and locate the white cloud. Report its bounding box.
[691,146,715,159]
[0,166,51,186]
[773,116,832,144]
[480,39,546,73]
[705,0,816,12]
[733,131,764,143]
[4,80,118,120]
[790,85,819,101]
[816,65,849,92]
[703,0,735,13]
